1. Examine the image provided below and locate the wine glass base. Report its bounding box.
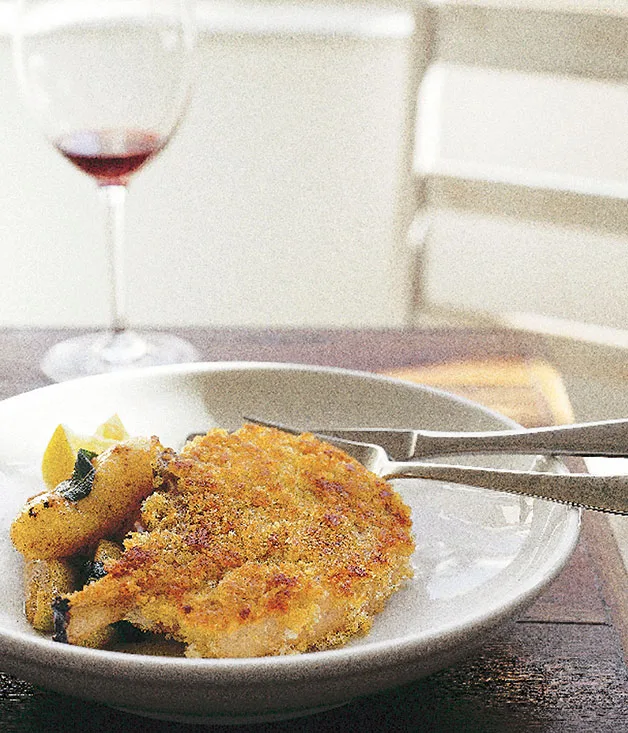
[41,330,200,382]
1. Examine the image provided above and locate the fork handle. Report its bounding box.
[414,418,628,458]
[384,461,628,514]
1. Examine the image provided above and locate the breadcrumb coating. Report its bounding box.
[59,425,415,657]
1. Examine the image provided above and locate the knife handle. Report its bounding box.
[414,418,628,458]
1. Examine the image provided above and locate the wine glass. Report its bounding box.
[13,0,199,381]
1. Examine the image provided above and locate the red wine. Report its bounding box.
[55,129,165,186]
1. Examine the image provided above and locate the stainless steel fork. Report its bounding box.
[243,417,628,515]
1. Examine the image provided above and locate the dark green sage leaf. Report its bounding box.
[57,448,98,502]
[72,449,98,480]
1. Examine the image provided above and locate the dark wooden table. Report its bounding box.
[2,327,628,731]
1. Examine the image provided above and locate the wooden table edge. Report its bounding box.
[582,511,628,662]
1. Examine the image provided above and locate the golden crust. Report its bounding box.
[62,425,415,656]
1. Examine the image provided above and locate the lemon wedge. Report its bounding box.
[94,413,128,442]
[41,415,130,490]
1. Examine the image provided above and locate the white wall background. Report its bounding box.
[0,1,421,328]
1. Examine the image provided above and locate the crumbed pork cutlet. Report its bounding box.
[56,425,415,657]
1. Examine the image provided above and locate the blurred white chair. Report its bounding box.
[410,2,628,335]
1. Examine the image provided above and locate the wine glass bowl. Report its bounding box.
[14,0,198,381]
[54,130,166,187]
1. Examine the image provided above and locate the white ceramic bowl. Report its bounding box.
[0,362,580,724]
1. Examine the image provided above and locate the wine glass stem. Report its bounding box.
[100,184,128,334]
